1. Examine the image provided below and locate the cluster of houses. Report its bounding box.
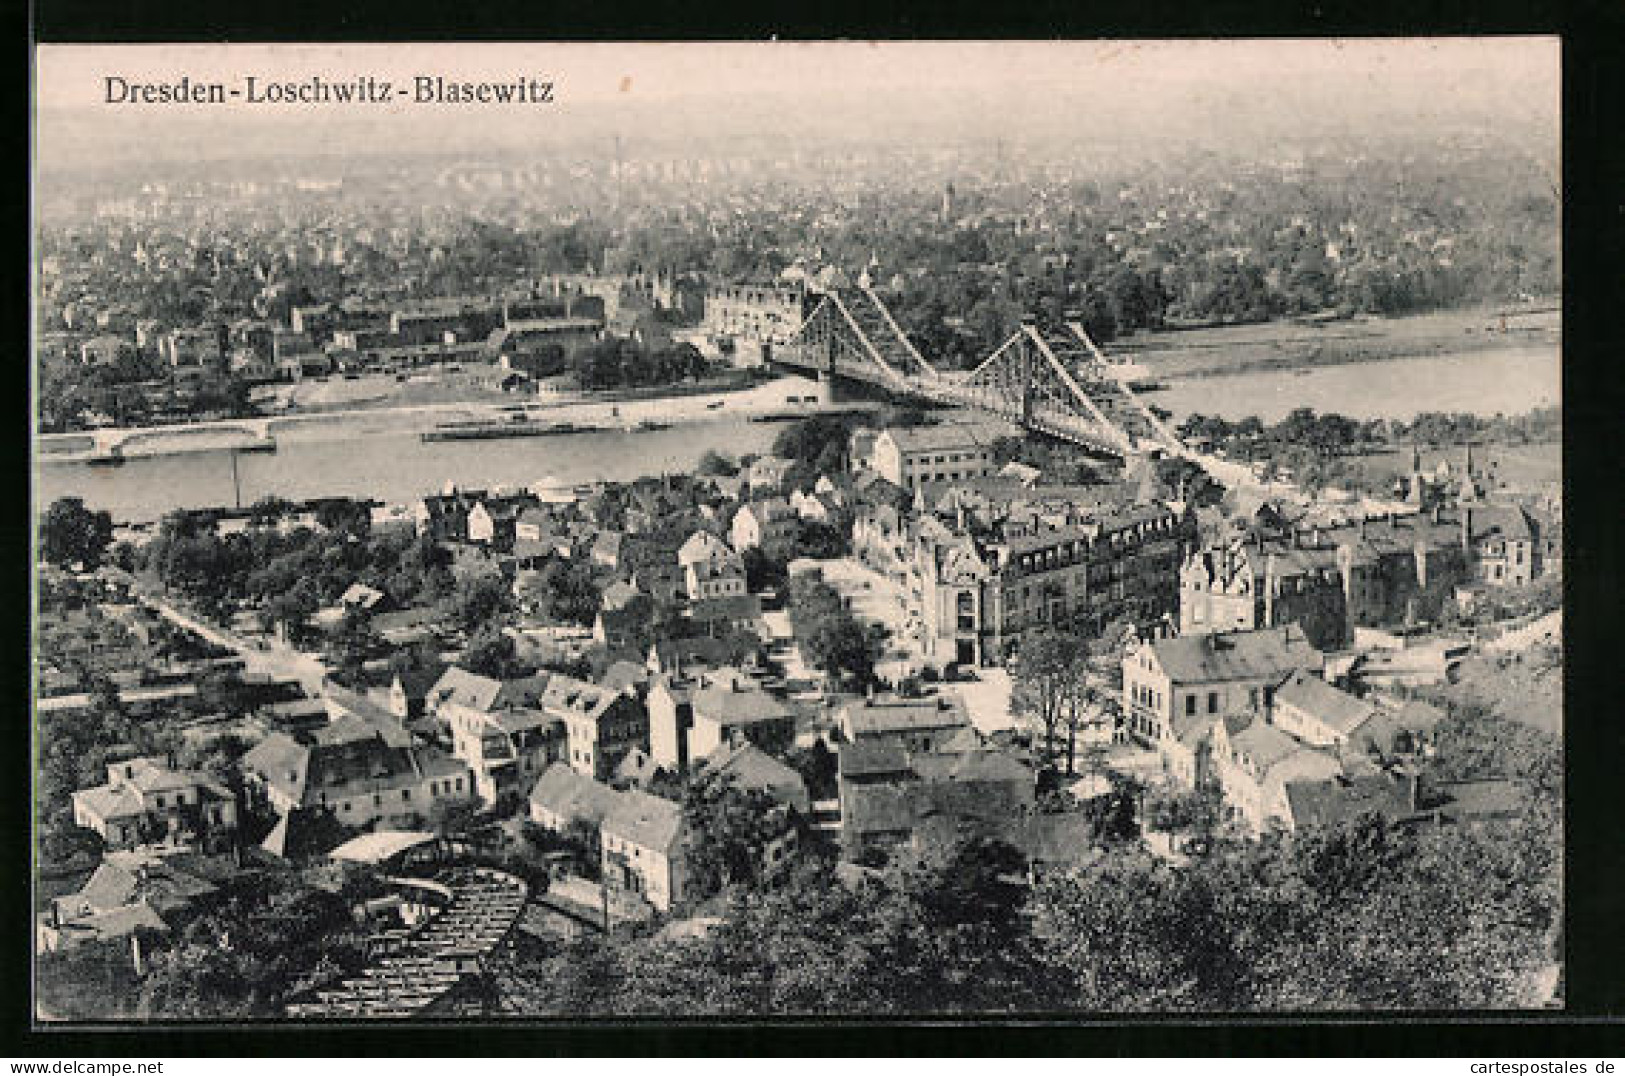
[38,406,1555,959]
[1123,624,1524,835]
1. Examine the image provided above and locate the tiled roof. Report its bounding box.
[1464,505,1534,544]
[690,672,792,727]
[313,708,415,749]
[883,421,1010,453]
[75,852,218,916]
[702,741,808,809]
[539,675,623,724]
[429,668,551,713]
[910,748,1033,786]
[1284,774,1419,830]
[841,695,970,738]
[241,732,310,804]
[48,900,168,944]
[1229,720,1316,772]
[1148,625,1323,685]
[603,788,684,851]
[678,531,737,567]
[529,763,621,829]
[1274,669,1377,736]
[427,667,505,713]
[837,739,913,779]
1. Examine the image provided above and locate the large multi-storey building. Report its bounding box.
[869,422,1009,492]
[703,283,812,345]
[1121,624,1326,745]
[893,500,1195,665]
[538,674,649,782]
[1179,506,1535,650]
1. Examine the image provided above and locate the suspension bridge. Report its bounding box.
[775,282,1189,460]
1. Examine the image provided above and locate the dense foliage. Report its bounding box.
[40,497,114,570]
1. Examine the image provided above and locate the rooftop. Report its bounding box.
[841,694,972,738]
[602,788,684,851]
[529,762,622,829]
[1274,669,1377,736]
[1146,625,1324,684]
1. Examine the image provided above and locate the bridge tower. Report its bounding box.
[1017,313,1038,426]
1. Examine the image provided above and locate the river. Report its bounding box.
[35,416,785,524]
[35,344,1560,525]
[1148,344,1559,424]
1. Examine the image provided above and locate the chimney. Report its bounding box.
[1461,507,1473,550]
[1432,504,1442,525]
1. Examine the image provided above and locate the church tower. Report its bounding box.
[1407,444,1426,506]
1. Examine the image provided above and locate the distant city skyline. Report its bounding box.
[35,39,1558,173]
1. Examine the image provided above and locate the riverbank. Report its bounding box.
[1113,302,1560,382]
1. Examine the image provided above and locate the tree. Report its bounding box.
[313,497,372,538]
[131,870,370,1019]
[1011,627,1085,766]
[326,606,386,685]
[802,615,882,687]
[772,414,860,469]
[785,740,839,801]
[696,450,739,477]
[741,546,788,593]
[247,496,296,527]
[460,624,526,680]
[518,559,600,627]
[428,796,484,838]
[260,578,320,645]
[196,667,258,717]
[439,569,513,635]
[680,776,797,900]
[1144,785,1224,840]
[40,497,114,569]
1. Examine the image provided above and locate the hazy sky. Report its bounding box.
[34,39,1559,169]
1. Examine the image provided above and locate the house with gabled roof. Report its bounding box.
[836,737,1036,857]
[1281,771,1426,833]
[700,741,809,814]
[1209,714,1345,832]
[837,692,973,754]
[71,756,237,852]
[601,789,687,912]
[240,711,472,846]
[746,455,797,495]
[649,667,794,771]
[538,674,649,782]
[1463,504,1539,587]
[448,704,564,810]
[425,667,550,716]
[388,660,447,722]
[529,761,622,836]
[1122,624,1323,745]
[730,498,798,553]
[1270,668,1379,748]
[39,848,227,953]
